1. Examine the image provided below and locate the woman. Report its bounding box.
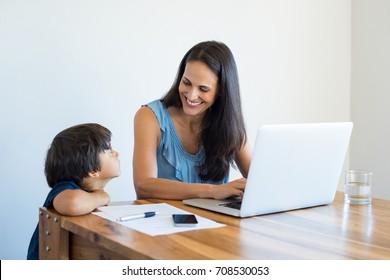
[133,41,251,200]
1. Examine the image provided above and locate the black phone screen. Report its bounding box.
[172,214,198,226]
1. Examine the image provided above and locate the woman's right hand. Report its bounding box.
[210,178,247,200]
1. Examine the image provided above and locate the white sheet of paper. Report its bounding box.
[92,203,225,236]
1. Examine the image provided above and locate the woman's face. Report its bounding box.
[178,60,219,118]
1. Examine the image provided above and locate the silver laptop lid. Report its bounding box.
[240,122,353,217]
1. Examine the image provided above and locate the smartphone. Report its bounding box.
[172,214,198,227]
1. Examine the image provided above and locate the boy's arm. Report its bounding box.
[52,189,110,216]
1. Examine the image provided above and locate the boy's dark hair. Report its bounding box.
[44,123,112,187]
[163,41,247,182]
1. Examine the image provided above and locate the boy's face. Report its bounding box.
[97,147,121,181]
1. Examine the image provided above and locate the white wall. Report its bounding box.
[0,0,351,259]
[350,0,390,200]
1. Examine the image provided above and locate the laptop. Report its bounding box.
[183,122,353,217]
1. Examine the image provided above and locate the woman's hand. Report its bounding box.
[210,178,247,200]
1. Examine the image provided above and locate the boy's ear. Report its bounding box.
[88,170,100,178]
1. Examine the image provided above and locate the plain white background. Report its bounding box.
[0,0,388,259]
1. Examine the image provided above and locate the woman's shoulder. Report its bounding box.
[143,99,165,111]
[136,100,164,117]
[136,99,170,129]
[134,106,159,130]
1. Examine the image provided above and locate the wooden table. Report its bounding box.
[39,192,390,260]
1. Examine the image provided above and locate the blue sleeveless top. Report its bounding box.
[145,100,228,184]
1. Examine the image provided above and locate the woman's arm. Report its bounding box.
[133,107,246,200]
[53,189,110,216]
[235,139,252,178]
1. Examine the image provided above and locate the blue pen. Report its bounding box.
[116,211,157,222]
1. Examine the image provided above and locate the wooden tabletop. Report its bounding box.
[40,192,390,260]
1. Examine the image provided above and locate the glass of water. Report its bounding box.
[344,169,373,205]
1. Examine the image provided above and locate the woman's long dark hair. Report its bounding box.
[163,41,247,182]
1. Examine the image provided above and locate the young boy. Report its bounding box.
[27,123,120,260]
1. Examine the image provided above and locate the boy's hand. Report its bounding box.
[94,190,111,206]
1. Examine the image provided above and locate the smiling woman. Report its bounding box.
[132,41,251,200]
[178,60,219,116]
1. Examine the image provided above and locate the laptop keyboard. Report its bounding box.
[219,201,242,210]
